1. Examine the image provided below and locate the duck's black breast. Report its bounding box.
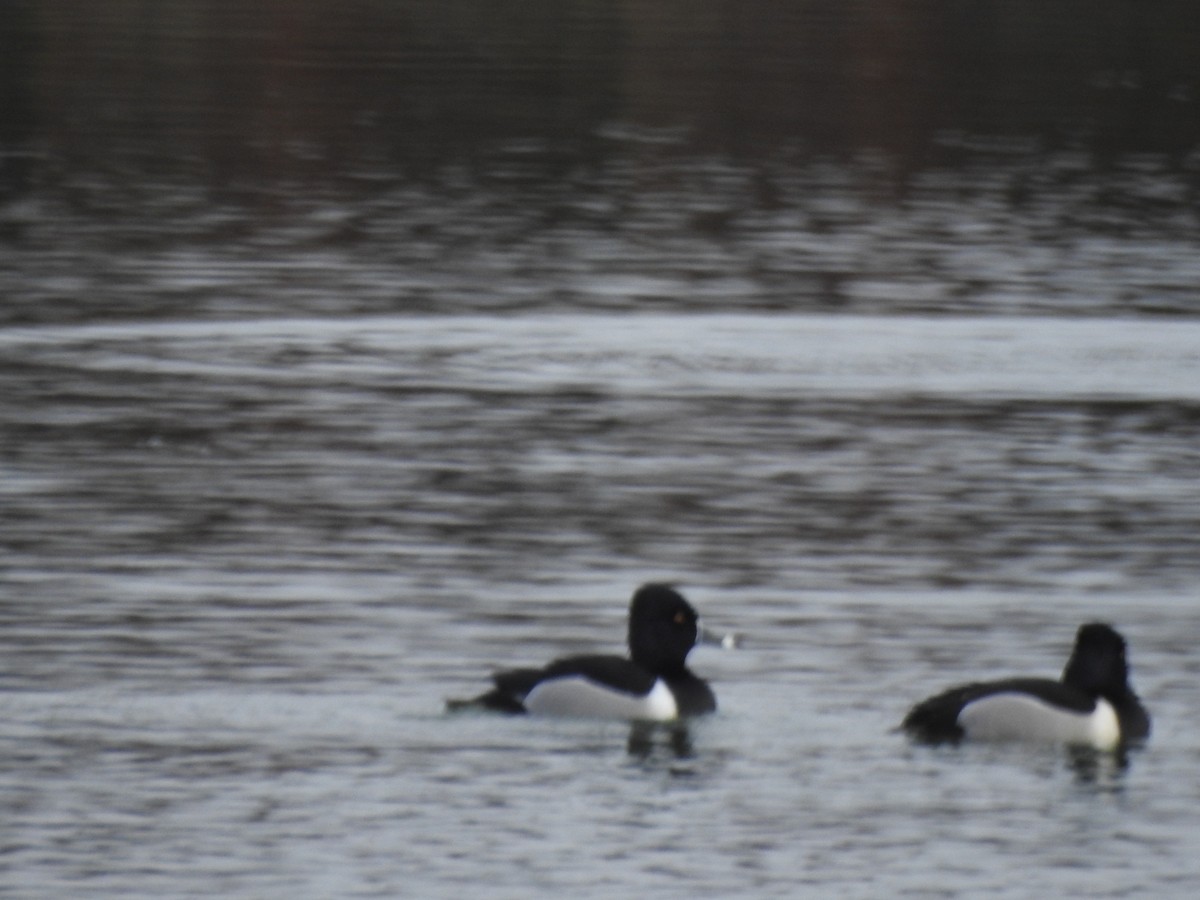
[662,672,717,716]
[1111,690,1152,742]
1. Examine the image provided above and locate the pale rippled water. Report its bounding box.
[3,314,1200,897]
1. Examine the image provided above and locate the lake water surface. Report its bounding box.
[4,1,1200,897]
[4,313,1200,897]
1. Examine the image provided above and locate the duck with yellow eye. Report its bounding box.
[447,583,736,720]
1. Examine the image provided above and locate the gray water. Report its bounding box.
[4,314,1200,897]
[5,1,1200,897]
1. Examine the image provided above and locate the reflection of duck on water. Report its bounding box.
[626,720,696,761]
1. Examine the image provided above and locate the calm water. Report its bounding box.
[4,2,1200,898]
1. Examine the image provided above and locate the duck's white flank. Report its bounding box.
[524,676,678,721]
[959,693,1121,750]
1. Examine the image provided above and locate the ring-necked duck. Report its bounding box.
[447,583,735,720]
[901,622,1150,751]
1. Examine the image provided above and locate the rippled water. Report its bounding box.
[3,314,1200,897]
[5,1,1200,896]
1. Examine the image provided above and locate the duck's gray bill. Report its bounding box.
[698,626,741,650]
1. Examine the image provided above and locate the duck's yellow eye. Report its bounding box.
[674,611,686,625]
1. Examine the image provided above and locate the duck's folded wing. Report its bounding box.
[902,677,1092,742]
[491,666,551,700]
[540,655,658,696]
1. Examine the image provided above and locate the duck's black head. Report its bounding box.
[1062,622,1132,699]
[627,583,700,675]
